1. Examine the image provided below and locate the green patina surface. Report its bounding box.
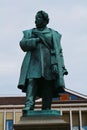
[23,110,61,117]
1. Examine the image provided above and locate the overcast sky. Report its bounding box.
[0,0,87,97]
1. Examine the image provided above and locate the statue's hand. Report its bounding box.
[51,64,59,79]
[51,64,58,73]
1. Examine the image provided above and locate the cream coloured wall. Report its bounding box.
[0,112,4,130]
[15,112,22,123]
[82,111,87,126]
[6,112,13,120]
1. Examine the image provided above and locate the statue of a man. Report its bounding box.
[18,10,68,111]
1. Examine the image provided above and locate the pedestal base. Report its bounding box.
[13,110,70,130]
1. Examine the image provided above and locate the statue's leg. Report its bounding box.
[42,79,53,110]
[23,79,37,110]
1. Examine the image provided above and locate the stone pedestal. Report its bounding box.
[13,110,70,130]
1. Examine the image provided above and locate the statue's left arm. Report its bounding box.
[60,47,68,75]
[52,30,68,76]
[58,34,68,75]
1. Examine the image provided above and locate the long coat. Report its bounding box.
[18,28,67,96]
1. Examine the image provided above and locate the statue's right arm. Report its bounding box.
[20,31,40,52]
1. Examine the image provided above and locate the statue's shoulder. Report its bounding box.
[49,28,62,38]
[22,29,33,38]
[23,29,33,35]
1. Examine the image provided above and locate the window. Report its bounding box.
[82,126,87,130]
[6,120,13,130]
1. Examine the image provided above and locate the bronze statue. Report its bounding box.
[18,10,68,111]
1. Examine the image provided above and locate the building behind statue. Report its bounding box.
[0,88,87,130]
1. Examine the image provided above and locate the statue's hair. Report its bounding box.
[36,10,49,24]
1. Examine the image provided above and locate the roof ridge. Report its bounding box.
[65,88,87,99]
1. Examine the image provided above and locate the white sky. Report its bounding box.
[0,0,87,96]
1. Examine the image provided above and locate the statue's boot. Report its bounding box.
[23,79,37,111]
[42,80,53,110]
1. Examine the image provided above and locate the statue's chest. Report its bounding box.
[42,32,53,44]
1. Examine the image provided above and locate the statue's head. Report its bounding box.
[35,10,49,28]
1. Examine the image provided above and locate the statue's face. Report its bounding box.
[35,14,46,28]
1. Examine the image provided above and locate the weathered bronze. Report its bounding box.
[18,10,68,111]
